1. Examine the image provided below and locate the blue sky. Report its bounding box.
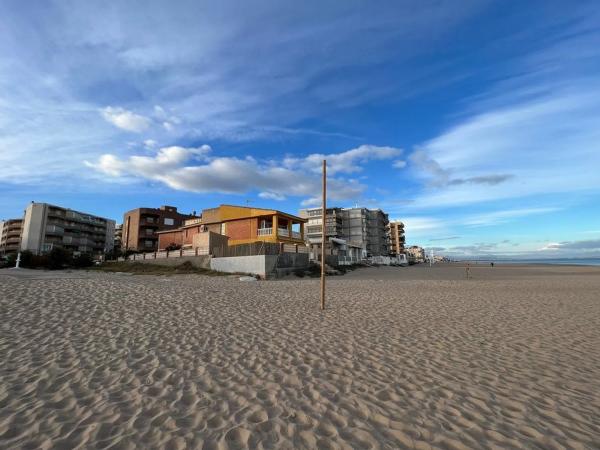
[1,0,599,258]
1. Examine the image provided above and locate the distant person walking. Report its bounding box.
[465,263,471,279]
[490,262,494,267]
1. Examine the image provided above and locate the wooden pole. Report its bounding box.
[321,159,326,310]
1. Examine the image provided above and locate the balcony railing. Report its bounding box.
[46,225,64,234]
[291,231,302,239]
[63,236,78,245]
[257,227,273,236]
[278,228,289,237]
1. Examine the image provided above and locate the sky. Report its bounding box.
[1,0,599,259]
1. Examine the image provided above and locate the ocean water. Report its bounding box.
[465,258,600,267]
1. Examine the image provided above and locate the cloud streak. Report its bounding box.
[101,107,151,133]
[86,144,401,204]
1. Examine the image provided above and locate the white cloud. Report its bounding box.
[101,107,151,133]
[409,82,600,208]
[153,105,167,118]
[539,242,562,251]
[540,239,600,251]
[144,139,157,149]
[86,144,367,203]
[283,144,402,175]
[85,145,211,177]
[463,207,560,227]
[259,191,286,201]
[399,216,444,232]
[392,160,407,169]
[85,154,125,177]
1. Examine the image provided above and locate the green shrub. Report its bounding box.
[18,250,34,268]
[104,248,122,261]
[72,253,94,268]
[123,249,137,260]
[165,243,181,251]
[6,253,17,267]
[47,247,72,270]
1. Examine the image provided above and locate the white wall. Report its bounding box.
[20,203,46,254]
[211,255,266,277]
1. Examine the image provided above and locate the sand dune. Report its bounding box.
[1,265,599,449]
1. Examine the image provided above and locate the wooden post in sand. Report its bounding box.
[321,159,326,310]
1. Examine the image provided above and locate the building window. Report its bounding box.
[164,218,174,226]
[145,240,154,247]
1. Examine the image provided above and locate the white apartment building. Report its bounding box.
[20,203,115,256]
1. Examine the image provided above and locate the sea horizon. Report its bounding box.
[455,258,600,267]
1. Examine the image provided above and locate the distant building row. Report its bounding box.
[1,201,420,264]
[299,207,406,264]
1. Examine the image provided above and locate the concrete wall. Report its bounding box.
[271,252,310,277]
[211,255,266,277]
[275,252,309,268]
[193,231,229,253]
[210,252,309,278]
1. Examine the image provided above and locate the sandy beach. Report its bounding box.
[1,263,600,449]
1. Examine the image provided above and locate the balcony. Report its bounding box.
[184,218,202,226]
[47,209,64,218]
[141,218,159,226]
[278,228,289,237]
[46,225,64,235]
[257,227,273,236]
[292,231,302,239]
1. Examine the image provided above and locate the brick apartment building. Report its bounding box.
[122,205,196,252]
[0,218,23,254]
[388,221,406,256]
[157,204,306,250]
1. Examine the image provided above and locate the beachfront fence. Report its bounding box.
[212,241,308,258]
[119,241,308,262]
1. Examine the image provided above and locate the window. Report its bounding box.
[164,218,174,226]
[145,240,154,247]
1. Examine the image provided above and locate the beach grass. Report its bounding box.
[91,260,231,276]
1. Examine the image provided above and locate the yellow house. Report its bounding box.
[199,205,306,246]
